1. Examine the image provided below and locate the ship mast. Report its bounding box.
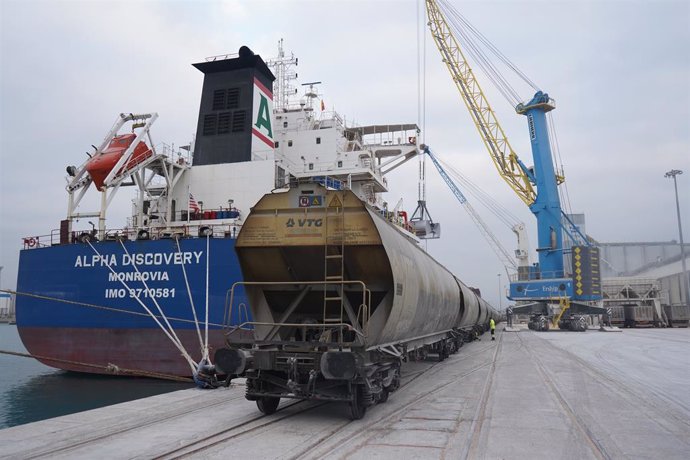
[265,39,298,111]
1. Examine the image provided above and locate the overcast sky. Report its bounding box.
[1,0,688,308]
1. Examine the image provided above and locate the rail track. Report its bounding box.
[594,347,690,420]
[517,333,613,460]
[619,328,690,345]
[289,336,502,460]
[16,389,246,460]
[149,336,501,459]
[546,330,690,432]
[7,329,688,459]
[152,399,323,459]
[523,330,690,459]
[155,362,448,459]
[461,331,502,459]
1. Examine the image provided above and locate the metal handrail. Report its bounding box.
[510,270,569,282]
[225,279,370,343]
[225,321,366,340]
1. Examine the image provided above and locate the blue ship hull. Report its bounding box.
[15,237,251,376]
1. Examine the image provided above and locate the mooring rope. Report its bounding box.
[0,288,225,328]
[0,349,193,383]
[175,238,205,357]
[115,240,196,370]
[5,235,228,387]
[203,235,211,362]
[85,241,196,373]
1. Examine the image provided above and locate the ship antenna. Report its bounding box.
[266,39,299,110]
[301,81,322,112]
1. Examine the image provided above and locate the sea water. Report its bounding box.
[0,324,192,429]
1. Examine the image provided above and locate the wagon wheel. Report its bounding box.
[378,388,389,404]
[349,384,367,420]
[256,396,280,415]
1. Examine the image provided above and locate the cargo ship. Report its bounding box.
[15,43,420,377]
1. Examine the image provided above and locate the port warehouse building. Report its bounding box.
[599,241,690,307]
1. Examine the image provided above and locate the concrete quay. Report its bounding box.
[1,327,688,459]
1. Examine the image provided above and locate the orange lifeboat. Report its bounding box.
[85,134,153,190]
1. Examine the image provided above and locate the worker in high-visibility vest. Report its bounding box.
[490,318,496,341]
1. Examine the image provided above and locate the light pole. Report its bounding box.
[497,273,502,310]
[664,169,689,306]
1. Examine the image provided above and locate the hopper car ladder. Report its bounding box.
[323,192,346,330]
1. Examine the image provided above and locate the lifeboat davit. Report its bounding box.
[85,134,153,190]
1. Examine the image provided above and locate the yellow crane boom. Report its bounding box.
[425,0,535,206]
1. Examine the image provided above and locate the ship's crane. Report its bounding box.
[421,144,527,277]
[425,0,604,330]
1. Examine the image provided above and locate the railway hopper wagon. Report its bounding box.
[623,304,661,328]
[607,305,626,327]
[215,185,498,419]
[663,305,690,327]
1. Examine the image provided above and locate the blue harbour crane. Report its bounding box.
[425,0,604,331]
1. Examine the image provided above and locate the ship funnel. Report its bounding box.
[192,46,275,166]
[238,46,255,58]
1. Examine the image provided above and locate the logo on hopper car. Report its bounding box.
[299,195,323,207]
[286,218,323,228]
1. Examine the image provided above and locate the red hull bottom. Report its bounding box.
[17,327,252,377]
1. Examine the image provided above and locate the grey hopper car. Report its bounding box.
[663,305,689,327]
[607,305,625,326]
[664,305,690,327]
[216,185,499,419]
[623,304,663,328]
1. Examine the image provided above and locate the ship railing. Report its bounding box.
[274,153,305,178]
[205,52,240,62]
[130,207,242,228]
[151,141,193,167]
[23,221,244,249]
[361,128,420,148]
[21,233,55,249]
[316,110,344,129]
[289,175,349,190]
[378,209,415,234]
[21,228,129,249]
[223,280,370,347]
[144,223,243,240]
[345,140,364,152]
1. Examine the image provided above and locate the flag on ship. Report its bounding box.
[189,193,200,213]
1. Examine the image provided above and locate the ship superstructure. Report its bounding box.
[59,43,420,247]
[15,43,422,377]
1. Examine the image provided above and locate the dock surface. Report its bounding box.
[1,328,688,459]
